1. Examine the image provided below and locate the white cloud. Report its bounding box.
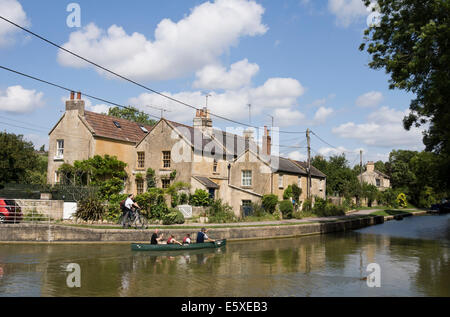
[356,91,383,108]
[84,99,110,114]
[0,0,30,46]
[272,108,305,127]
[328,0,368,27]
[332,106,425,148]
[313,107,334,124]
[287,150,307,161]
[193,59,259,90]
[58,0,268,80]
[250,78,305,108]
[0,85,44,113]
[129,77,305,124]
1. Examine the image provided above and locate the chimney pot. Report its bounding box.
[77,92,81,100]
[70,91,75,100]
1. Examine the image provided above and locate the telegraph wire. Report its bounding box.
[0,15,307,135]
[0,65,306,149]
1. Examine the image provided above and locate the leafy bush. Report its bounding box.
[262,194,278,214]
[396,193,408,208]
[312,197,345,217]
[179,192,189,205]
[162,208,185,225]
[418,186,438,208]
[279,200,294,219]
[190,189,211,206]
[207,199,237,223]
[302,198,313,212]
[283,186,293,200]
[380,188,399,208]
[105,193,127,221]
[76,196,105,221]
[146,168,156,188]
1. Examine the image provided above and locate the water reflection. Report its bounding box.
[0,215,448,297]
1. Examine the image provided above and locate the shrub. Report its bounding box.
[302,198,313,212]
[262,194,278,214]
[312,197,345,217]
[162,208,185,225]
[396,193,407,208]
[207,199,237,223]
[179,192,189,205]
[279,200,294,219]
[190,189,211,206]
[76,196,105,221]
[283,186,293,200]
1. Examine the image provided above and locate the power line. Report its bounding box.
[0,65,306,149]
[0,15,307,135]
[310,130,355,154]
[0,65,161,121]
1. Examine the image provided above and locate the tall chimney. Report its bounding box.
[193,107,213,136]
[366,161,375,172]
[262,126,271,156]
[65,91,85,116]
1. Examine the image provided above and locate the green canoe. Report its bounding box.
[131,239,226,251]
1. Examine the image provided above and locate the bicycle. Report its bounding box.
[119,208,148,229]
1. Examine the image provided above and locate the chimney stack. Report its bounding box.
[193,107,213,136]
[65,91,85,116]
[243,128,254,141]
[262,126,271,156]
[366,161,375,172]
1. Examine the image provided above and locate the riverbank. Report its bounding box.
[0,207,433,243]
[0,215,384,243]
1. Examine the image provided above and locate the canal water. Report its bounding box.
[0,214,449,297]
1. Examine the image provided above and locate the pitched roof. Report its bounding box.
[290,160,327,178]
[168,120,254,157]
[192,176,220,189]
[83,111,153,144]
[274,157,305,174]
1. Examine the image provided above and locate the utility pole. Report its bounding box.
[360,150,363,186]
[247,104,252,125]
[306,128,311,200]
[205,93,211,110]
[267,114,274,194]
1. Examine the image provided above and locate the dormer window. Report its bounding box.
[113,121,121,128]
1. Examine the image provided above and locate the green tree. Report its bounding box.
[0,132,39,183]
[360,0,450,189]
[108,106,157,126]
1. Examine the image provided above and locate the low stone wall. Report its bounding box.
[15,199,64,220]
[0,216,384,243]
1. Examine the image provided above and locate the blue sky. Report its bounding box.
[0,0,424,166]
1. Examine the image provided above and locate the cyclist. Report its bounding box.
[122,194,141,228]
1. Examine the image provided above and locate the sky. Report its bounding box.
[0,0,425,167]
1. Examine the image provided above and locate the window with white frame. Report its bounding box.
[241,170,252,187]
[56,140,64,158]
[278,174,284,188]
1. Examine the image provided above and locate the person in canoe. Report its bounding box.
[196,228,215,243]
[150,228,164,245]
[183,233,191,244]
[167,234,182,246]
